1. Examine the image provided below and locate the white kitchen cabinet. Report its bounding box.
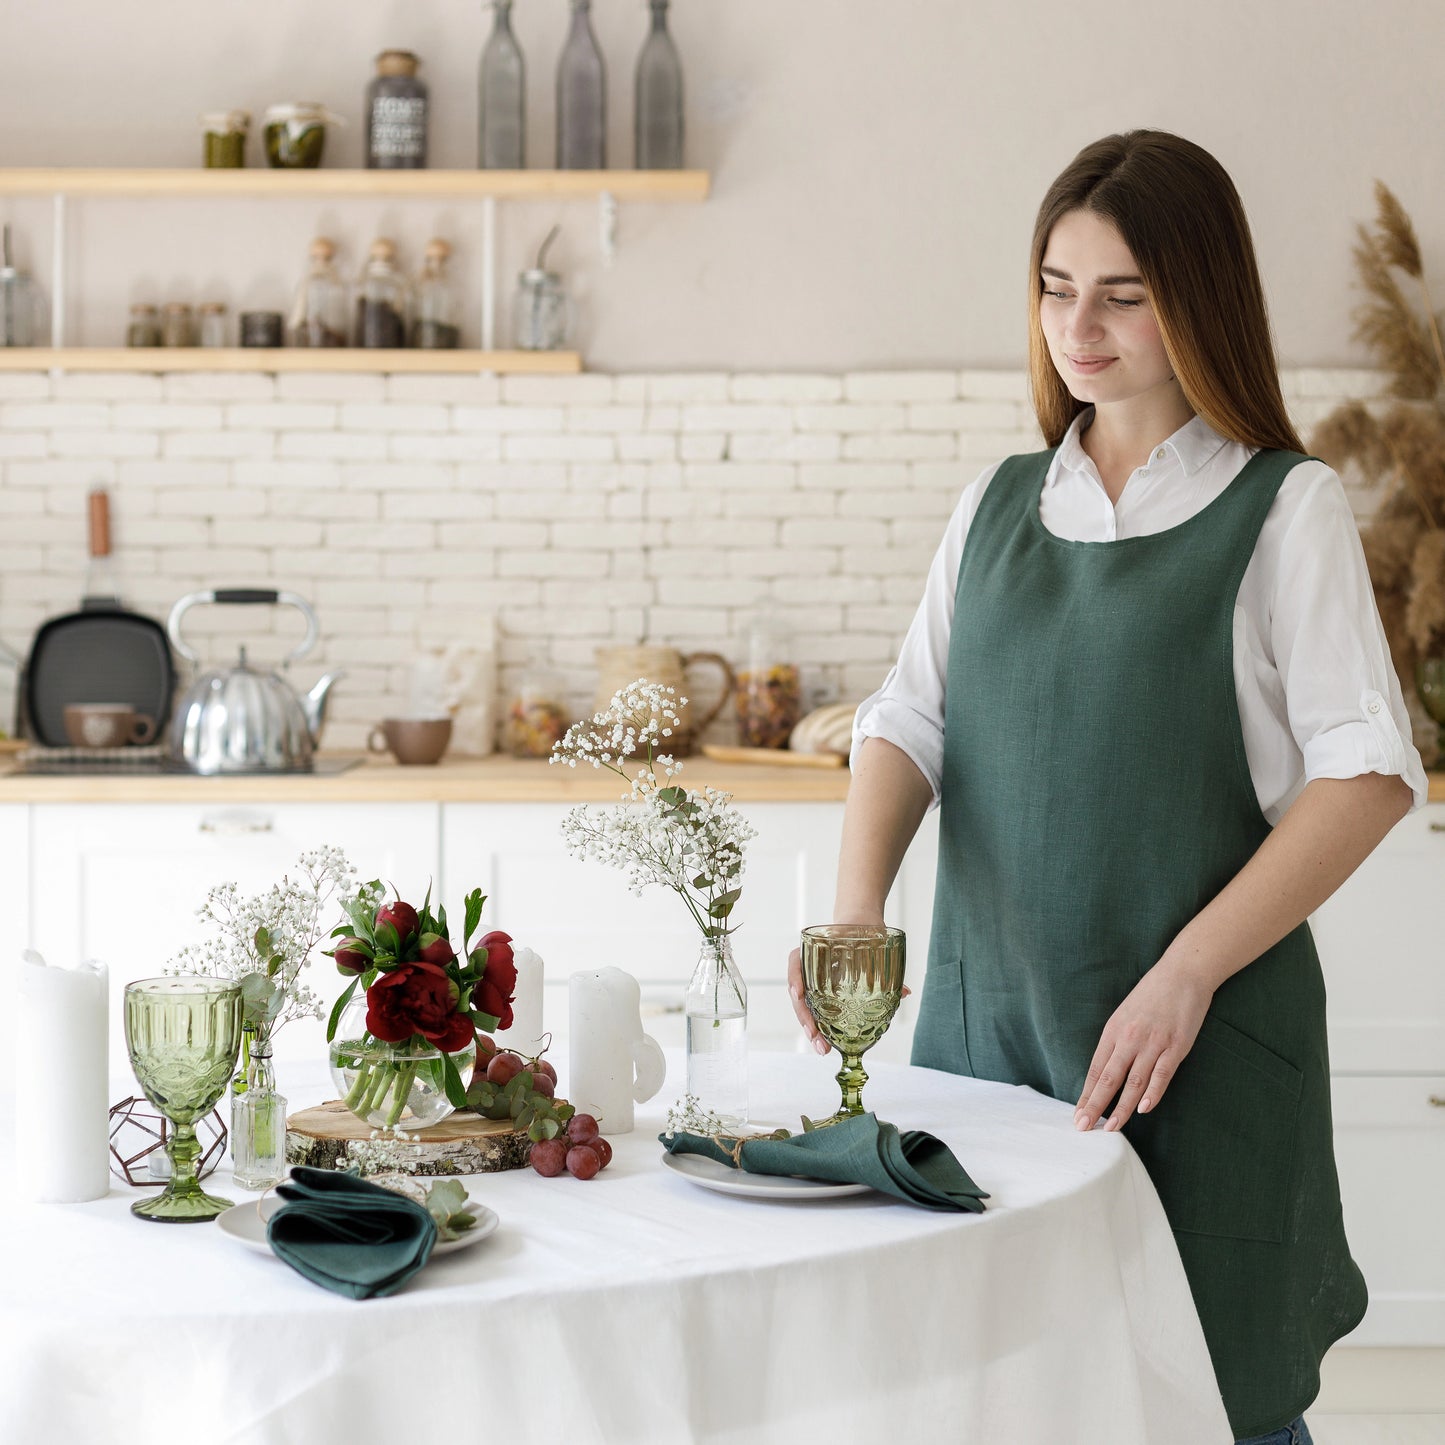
[0,805,27,950]
[26,801,441,1073]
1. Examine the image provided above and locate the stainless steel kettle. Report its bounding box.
[164,589,344,774]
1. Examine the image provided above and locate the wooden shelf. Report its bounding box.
[0,348,582,374]
[0,168,710,201]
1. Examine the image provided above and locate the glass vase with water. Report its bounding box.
[684,934,748,1127]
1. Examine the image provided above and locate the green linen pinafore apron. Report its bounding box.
[911,446,1367,1437]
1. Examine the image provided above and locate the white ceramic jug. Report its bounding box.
[567,967,666,1134]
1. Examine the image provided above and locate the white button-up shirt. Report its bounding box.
[854,410,1428,825]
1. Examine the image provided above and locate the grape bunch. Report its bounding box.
[463,1038,613,1180]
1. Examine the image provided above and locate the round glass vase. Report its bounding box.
[328,996,476,1134]
[230,1026,287,1191]
[683,934,748,1128]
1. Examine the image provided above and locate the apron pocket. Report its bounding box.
[909,958,974,1076]
[1125,1013,1304,1244]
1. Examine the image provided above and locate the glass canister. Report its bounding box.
[503,665,569,757]
[513,268,569,351]
[411,238,460,348]
[197,302,229,347]
[126,303,161,348]
[635,0,684,168]
[0,225,43,348]
[479,0,525,169]
[354,238,409,348]
[239,311,284,347]
[263,102,344,169]
[366,50,428,169]
[289,236,349,347]
[735,612,801,748]
[556,0,606,169]
[200,110,249,168]
[161,302,195,348]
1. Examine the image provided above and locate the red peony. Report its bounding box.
[365,961,474,1053]
[375,900,420,948]
[473,929,517,1031]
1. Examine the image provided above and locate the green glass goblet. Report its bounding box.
[124,977,244,1222]
[800,925,905,1128]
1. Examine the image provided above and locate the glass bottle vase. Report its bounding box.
[556,0,606,169]
[635,0,683,169]
[684,935,748,1128]
[479,0,526,169]
[230,1028,287,1191]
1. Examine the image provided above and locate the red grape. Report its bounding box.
[591,1137,612,1169]
[486,1052,525,1085]
[530,1139,567,1177]
[566,1113,599,1145]
[530,1072,556,1099]
[566,1144,601,1180]
[529,1058,558,1085]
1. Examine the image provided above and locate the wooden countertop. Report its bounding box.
[0,753,854,804]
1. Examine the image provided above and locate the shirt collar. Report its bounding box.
[1049,409,1229,485]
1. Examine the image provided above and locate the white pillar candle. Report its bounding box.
[567,967,665,1135]
[505,945,545,1057]
[16,950,110,1202]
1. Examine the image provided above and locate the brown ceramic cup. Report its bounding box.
[63,703,158,749]
[367,716,453,766]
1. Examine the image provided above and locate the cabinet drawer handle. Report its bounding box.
[199,813,275,835]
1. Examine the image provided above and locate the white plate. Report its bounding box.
[661,1150,872,1199]
[215,1192,500,1256]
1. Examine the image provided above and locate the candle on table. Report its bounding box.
[506,946,545,1055]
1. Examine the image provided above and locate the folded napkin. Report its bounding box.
[266,1167,438,1299]
[660,1113,988,1212]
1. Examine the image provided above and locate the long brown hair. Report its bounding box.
[1027,130,1304,454]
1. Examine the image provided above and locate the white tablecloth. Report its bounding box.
[0,1052,1232,1445]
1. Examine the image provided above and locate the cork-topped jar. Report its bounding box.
[354,238,408,348]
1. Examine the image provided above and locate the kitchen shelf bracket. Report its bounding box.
[49,192,66,369]
[599,190,619,267]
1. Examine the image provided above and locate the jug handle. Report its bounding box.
[631,1032,666,1104]
[680,651,739,736]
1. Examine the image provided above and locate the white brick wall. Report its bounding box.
[0,367,1377,751]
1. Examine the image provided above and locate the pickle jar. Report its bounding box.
[200,110,249,168]
[411,238,460,349]
[289,237,349,347]
[263,102,344,169]
[126,304,161,348]
[354,238,409,348]
[735,612,801,749]
[161,302,195,348]
[503,666,569,758]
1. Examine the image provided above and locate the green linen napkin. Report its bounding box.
[660,1113,988,1212]
[266,1167,438,1299]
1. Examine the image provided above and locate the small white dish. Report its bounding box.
[660,1150,872,1200]
[215,1192,500,1256]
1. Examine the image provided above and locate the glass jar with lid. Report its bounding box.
[503,665,569,757]
[200,110,249,168]
[289,237,349,347]
[197,302,229,348]
[411,238,460,349]
[354,238,409,348]
[161,302,195,348]
[513,268,570,351]
[262,102,344,169]
[126,304,161,348]
[735,611,801,749]
[366,50,428,169]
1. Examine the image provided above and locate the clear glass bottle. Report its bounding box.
[289,236,350,347]
[556,0,606,169]
[161,302,195,347]
[1,225,43,348]
[479,0,525,169]
[126,303,161,348]
[684,934,748,1128]
[736,611,801,749]
[513,268,570,351]
[635,0,683,169]
[197,302,229,348]
[411,238,461,349]
[354,238,409,348]
[230,1027,287,1191]
[366,50,428,169]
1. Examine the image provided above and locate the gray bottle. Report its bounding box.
[556,0,606,169]
[635,0,683,169]
[479,1,526,169]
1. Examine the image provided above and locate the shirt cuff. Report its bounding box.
[851,698,945,810]
[1301,689,1430,811]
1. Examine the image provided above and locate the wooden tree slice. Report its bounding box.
[285,1100,532,1175]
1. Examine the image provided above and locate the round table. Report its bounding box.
[0,1052,1231,1445]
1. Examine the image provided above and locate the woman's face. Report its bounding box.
[1038,209,1177,409]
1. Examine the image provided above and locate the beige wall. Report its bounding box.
[0,0,1438,368]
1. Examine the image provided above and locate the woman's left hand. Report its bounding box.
[1073,957,1215,1132]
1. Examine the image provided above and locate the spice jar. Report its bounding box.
[0,225,43,347]
[239,311,284,348]
[289,237,349,347]
[262,103,344,169]
[411,239,460,349]
[200,110,249,168]
[513,268,569,350]
[125,303,161,348]
[197,302,229,347]
[365,50,428,169]
[161,302,195,348]
[354,239,409,348]
[735,612,801,749]
[503,666,569,757]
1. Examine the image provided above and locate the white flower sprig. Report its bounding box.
[168,845,366,1040]
[550,679,757,940]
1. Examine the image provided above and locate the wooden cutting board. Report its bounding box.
[285,1099,532,1175]
[701,743,845,769]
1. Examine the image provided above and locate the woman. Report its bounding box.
[788,130,1427,1444]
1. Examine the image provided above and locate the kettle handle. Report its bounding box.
[167,588,320,665]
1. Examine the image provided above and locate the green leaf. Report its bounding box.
[326,976,359,1043]
[515,1104,535,1130]
[254,926,271,956]
[440,1048,468,1108]
[508,1093,526,1120]
[463,888,484,950]
[436,902,448,941]
[375,920,401,957]
[469,1008,500,1032]
[692,873,712,890]
[708,888,741,919]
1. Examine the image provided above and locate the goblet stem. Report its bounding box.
[836,1051,869,1117]
[131,1118,235,1222]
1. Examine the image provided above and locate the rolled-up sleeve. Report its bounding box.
[1271,464,1429,811]
[851,465,998,808]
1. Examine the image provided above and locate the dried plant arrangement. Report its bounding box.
[1311,182,1445,761]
